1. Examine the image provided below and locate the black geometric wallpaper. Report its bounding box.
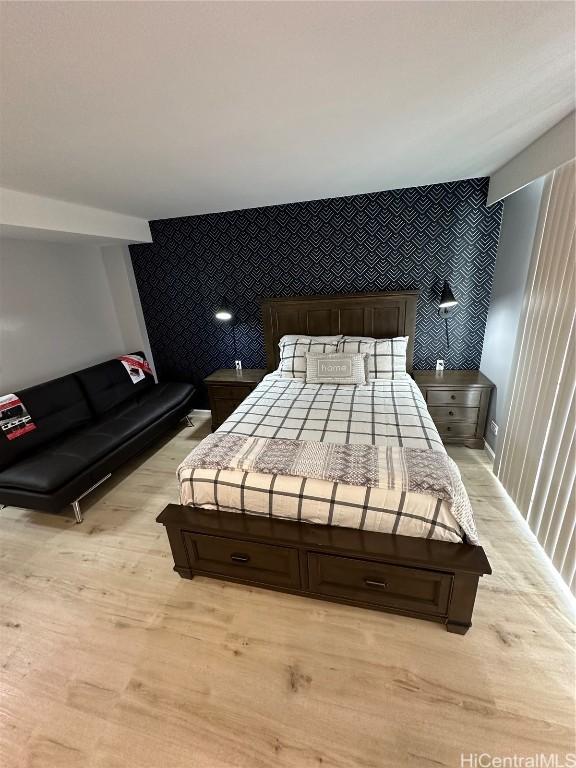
[130,178,502,406]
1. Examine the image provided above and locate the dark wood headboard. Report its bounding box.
[262,291,419,372]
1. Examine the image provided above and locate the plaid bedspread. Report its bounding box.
[215,375,444,449]
[178,375,478,544]
[178,432,478,543]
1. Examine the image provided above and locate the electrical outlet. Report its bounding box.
[235,360,242,371]
[490,420,498,436]
[436,359,445,371]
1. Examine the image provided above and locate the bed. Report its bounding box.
[157,292,491,634]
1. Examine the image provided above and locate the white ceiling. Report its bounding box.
[1,1,574,220]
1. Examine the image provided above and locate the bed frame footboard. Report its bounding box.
[157,505,491,634]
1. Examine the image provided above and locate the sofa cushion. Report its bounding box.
[75,352,154,416]
[0,375,93,470]
[115,381,193,423]
[0,382,193,494]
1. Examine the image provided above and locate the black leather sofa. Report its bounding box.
[0,353,195,522]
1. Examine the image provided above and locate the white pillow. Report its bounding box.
[306,352,368,385]
[279,337,340,378]
[336,336,409,380]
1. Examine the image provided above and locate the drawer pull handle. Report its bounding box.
[446,426,452,431]
[451,394,456,400]
[365,579,388,589]
[448,410,454,416]
[230,553,250,563]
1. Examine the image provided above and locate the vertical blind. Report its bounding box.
[495,159,576,593]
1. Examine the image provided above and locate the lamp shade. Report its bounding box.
[215,297,233,321]
[439,281,458,308]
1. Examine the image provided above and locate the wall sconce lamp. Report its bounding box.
[215,297,240,369]
[215,300,233,322]
[439,281,458,349]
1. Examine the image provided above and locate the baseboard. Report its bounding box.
[484,440,495,461]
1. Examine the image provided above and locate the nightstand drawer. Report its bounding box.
[428,405,478,422]
[206,371,267,431]
[427,389,481,407]
[211,398,243,427]
[434,421,477,439]
[208,384,254,400]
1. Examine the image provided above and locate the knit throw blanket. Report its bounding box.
[177,432,479,545]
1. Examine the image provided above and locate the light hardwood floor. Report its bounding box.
[1,417,574,768]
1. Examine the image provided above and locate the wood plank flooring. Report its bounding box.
[1,416,574,768]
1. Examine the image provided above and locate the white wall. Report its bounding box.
[0,187,152,244]
[101,244,155,374]
[480,177,546,451]
[0,238,153,391]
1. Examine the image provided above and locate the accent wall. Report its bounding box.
[130,178,502,404]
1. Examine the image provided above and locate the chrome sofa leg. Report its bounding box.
[70,473,111,524]
[0,504,5,511]
[72,501,83,524]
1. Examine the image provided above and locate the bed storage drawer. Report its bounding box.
[427,389,481,407]
[183,532,301,588]
[307,553,452,616]
[159,505,492,634]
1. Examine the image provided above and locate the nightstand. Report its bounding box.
[413,370,494,449]
[205,369,267,430]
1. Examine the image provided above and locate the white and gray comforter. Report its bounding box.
[178,374,478,544]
